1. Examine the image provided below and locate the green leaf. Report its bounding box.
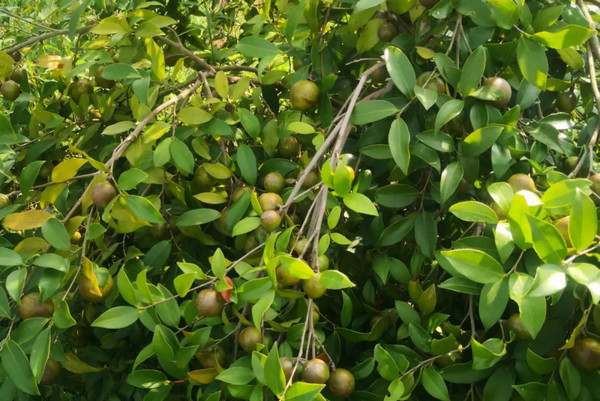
[19,160,45,197]
[237,37,280,58]
[570,189,597,252]
[457,46,486,96]
[232,217,261,236]
[284,382,325,401]
[176,209,221,227]
[124,195,166,224]
[541,179,591,215]
[416,131,454,153]
[526,349,557,375]
[237,144,257,185]
[177,107,213,125]
[0,247,22,267]
[238,108,260,138]
[383,46,416,98]
[102,121,136,136]
[216,366,255,385]
[414,85,437,110]
[532,25,594,49]
[517,295,546,339]
[41,218,70,251]
[440,162,464,203]
[516,37,548,89]
[389,117,411,175]
[100,63,140,80]
[558,357,580,400]
[203,163,232,180]
[1,339,39,395]
[91,306,140,329]
[526,215,567,264]
[169,138,194,175]
[414,211,437,258]
[422,366,450,401]
[126,369,169,389]
[375,184,419,209]
[264,344,285,396]
[566,263,600,304]
[460,126,504,157]
[471,337,506,370]
[118,168,148,191]
[343,193,378,216]
[279,255,315,279]
[479,278,508,331]
[436,249,505,284]
[528,264,566,297]
[214,71,229,99]
[350,100,398,125]
[449,201,499,224]
[482,363,515,401]
[434,99,464,133]
[374,344,400,380]
[117,268,137,306]
[29,327,51,383]
[320,270,355,289]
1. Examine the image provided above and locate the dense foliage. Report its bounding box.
[1,0,600,400]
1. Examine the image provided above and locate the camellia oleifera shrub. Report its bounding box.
[1,0,600,400]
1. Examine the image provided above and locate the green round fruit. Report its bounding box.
[258,192,283,211]
[564,156,579,173]
[92,182,116,207]
[571,337,600,370]
[263,172,285,193]
[328,368,355,397]
[0,193,10,208]
[507,313,531,340]
[18,292,54,320]
[196,346,226,368]
[276,265,300,286]
[70,78,92,101]
[371,66,388,83]
[281,357,295,381]
[590,174,600,195]
[293,237,310,255]
[1,80,21,100]
[483,76,512,108]
[302,273,326,299]
[41,360,61,385]
[507,173,536,193]
[302,171,320,189]
[416,72,446,94]
[554,216,571,248]
[239,327,263,352]
[278,136,300,158]
[556,92,576,112]
[196,289,225,317]
[388,0,416,14]
[194,165,216,191]
[261,210,282,231]
[10,68,23,82]
[79,272,114,302]
[317,255,329,271]
[95,66,115,88]
[377,22,398,42]
[290,80,319,111]
[302,358,330,384]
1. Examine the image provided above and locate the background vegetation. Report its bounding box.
[1,0,600,400]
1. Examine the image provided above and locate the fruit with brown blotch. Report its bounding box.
[556,92,576,112]
[261,210,282,231]
[0,193,10,208]
[70,78,93,101]
[554,216,571,248]
[92,182,116,207]
[507,313,531,340]
[302,273,326,299]
[258,192,283,211]
[41,360,61,385]
[280,357,295,381]
[196,346,227,368]
[95,66,115,88]
[416,72,446,94]
[328,368,355,397]
[276,265,300,286]
[263,171,285,193]
[196,289,225,317]
[239,326,263,352]
[278,136,300,158]
[290,80,319,111]
[483,76,512,108]
[79,269,114,302]
[302,358,330,384]
[571,338,600,370]
[377,22,398,42]
[507,173,536,193]
[18,292,54,320]
[1,80,21,100]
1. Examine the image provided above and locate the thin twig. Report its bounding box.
[4,24,96,53]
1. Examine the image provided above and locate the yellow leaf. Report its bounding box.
[82,257,103,297]
[89,16,130,35]
[61,353,103,374]
[14,237,49,256]
[187,368,218,384]
[2,210,53,230]
[416,46,435,59]
[215,71,229,99]
[51,158,88,183]
[65,216,87,237]
[68,144,108,172]
[40,183,66,205]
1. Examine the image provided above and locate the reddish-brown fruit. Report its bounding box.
[570,338,600,370]
[18,292,54,320]
[92,183,116,207]
[41,360,61,385]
